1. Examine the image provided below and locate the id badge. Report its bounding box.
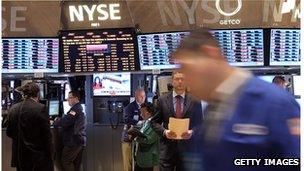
[133,115,139,121]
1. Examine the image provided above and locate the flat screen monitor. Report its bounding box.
[60,28,139,73]
[93,72,131,96]
[2,38,59,73]
[49,100,59,116]
[210,29,264,66]
[293,75,301,96]
[258,75,275,83]
[270,29,300,66]
[137,32,190,70]
[63,101,86,115]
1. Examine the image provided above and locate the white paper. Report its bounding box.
[168,117,190,139]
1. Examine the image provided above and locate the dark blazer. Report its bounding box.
[54,103,86,147]
[152,92,203,162]
[121,100,142,142]
[6,99,53,169]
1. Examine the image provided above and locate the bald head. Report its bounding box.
[135,88,146,104]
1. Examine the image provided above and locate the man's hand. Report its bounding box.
[181,130,193,140]
[164,129,177,139]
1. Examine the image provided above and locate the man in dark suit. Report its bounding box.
[152,71,203,171]
[121,88,146,171]
[54,90,86,171]
[6,82,54,171]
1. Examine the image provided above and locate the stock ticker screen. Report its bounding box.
[270,29,300,66]
[60,28,139,73]
[1,38,59,73]
[211,29,264,67]
[137,32,190,70]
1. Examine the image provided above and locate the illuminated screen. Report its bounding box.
[270,29,300,66]
[93,72,131,96]
[49,100,59,116]
[210,29,264,66]
[1,38,59,73]
[293,75,301,96]
[258,75,275,83]
[137,32,190,70]
[60,28,139,73]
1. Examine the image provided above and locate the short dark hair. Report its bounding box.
[140,102,155,116]
[18,82,40,98]
[69,90,80,99]
[272,76,285,84]
[177,28,219,52]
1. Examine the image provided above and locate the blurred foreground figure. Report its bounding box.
[6,82,54,171]
[173,28,300,171]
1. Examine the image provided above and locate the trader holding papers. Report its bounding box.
[152,71,203,171]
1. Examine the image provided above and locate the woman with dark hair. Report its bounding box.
[6,82,54,171]
[93,76,102,89]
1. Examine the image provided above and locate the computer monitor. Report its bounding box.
[1,38,59,73]
[210,29,264,67]
[60,28,140,73]
[48,100,59,116]
[93,72,131,96]
[137,31,190,70]
[270,29,300,66]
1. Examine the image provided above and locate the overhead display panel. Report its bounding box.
[1,38,59,73]
[210,29,264,67]
[270,29,300,66]
[60,28,139,73]
[137,32,189,70]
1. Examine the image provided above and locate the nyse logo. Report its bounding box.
[69,3,121,23]
[215,0,242,25]
[281,0,300,18]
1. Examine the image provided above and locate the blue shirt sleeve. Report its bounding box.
[268,96,300,158]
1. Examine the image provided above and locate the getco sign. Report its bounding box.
[215,0,242,25]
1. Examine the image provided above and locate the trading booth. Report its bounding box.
[1,0,301,171]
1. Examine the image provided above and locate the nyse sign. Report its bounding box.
[69,3,121,26]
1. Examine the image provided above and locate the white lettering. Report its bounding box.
[69,3,121,22]
[215,0,242,17]
[157,1,182,25]
[201,1,220,24]
[10,6,26,32]
[69,5,84,22]
[178,0,199,25]
[97,4,109,20]
[83,5,97,21]
[234,159,261,166]
[2,7,7,31]
[109,4,121,20]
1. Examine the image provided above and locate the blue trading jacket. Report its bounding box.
[203,77,300,171]
[121,101,142,142]
[54,103,86,147]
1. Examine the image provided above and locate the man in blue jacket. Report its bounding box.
[54,90,86,171]
[173,28,300,171]
[121,88,146,171]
